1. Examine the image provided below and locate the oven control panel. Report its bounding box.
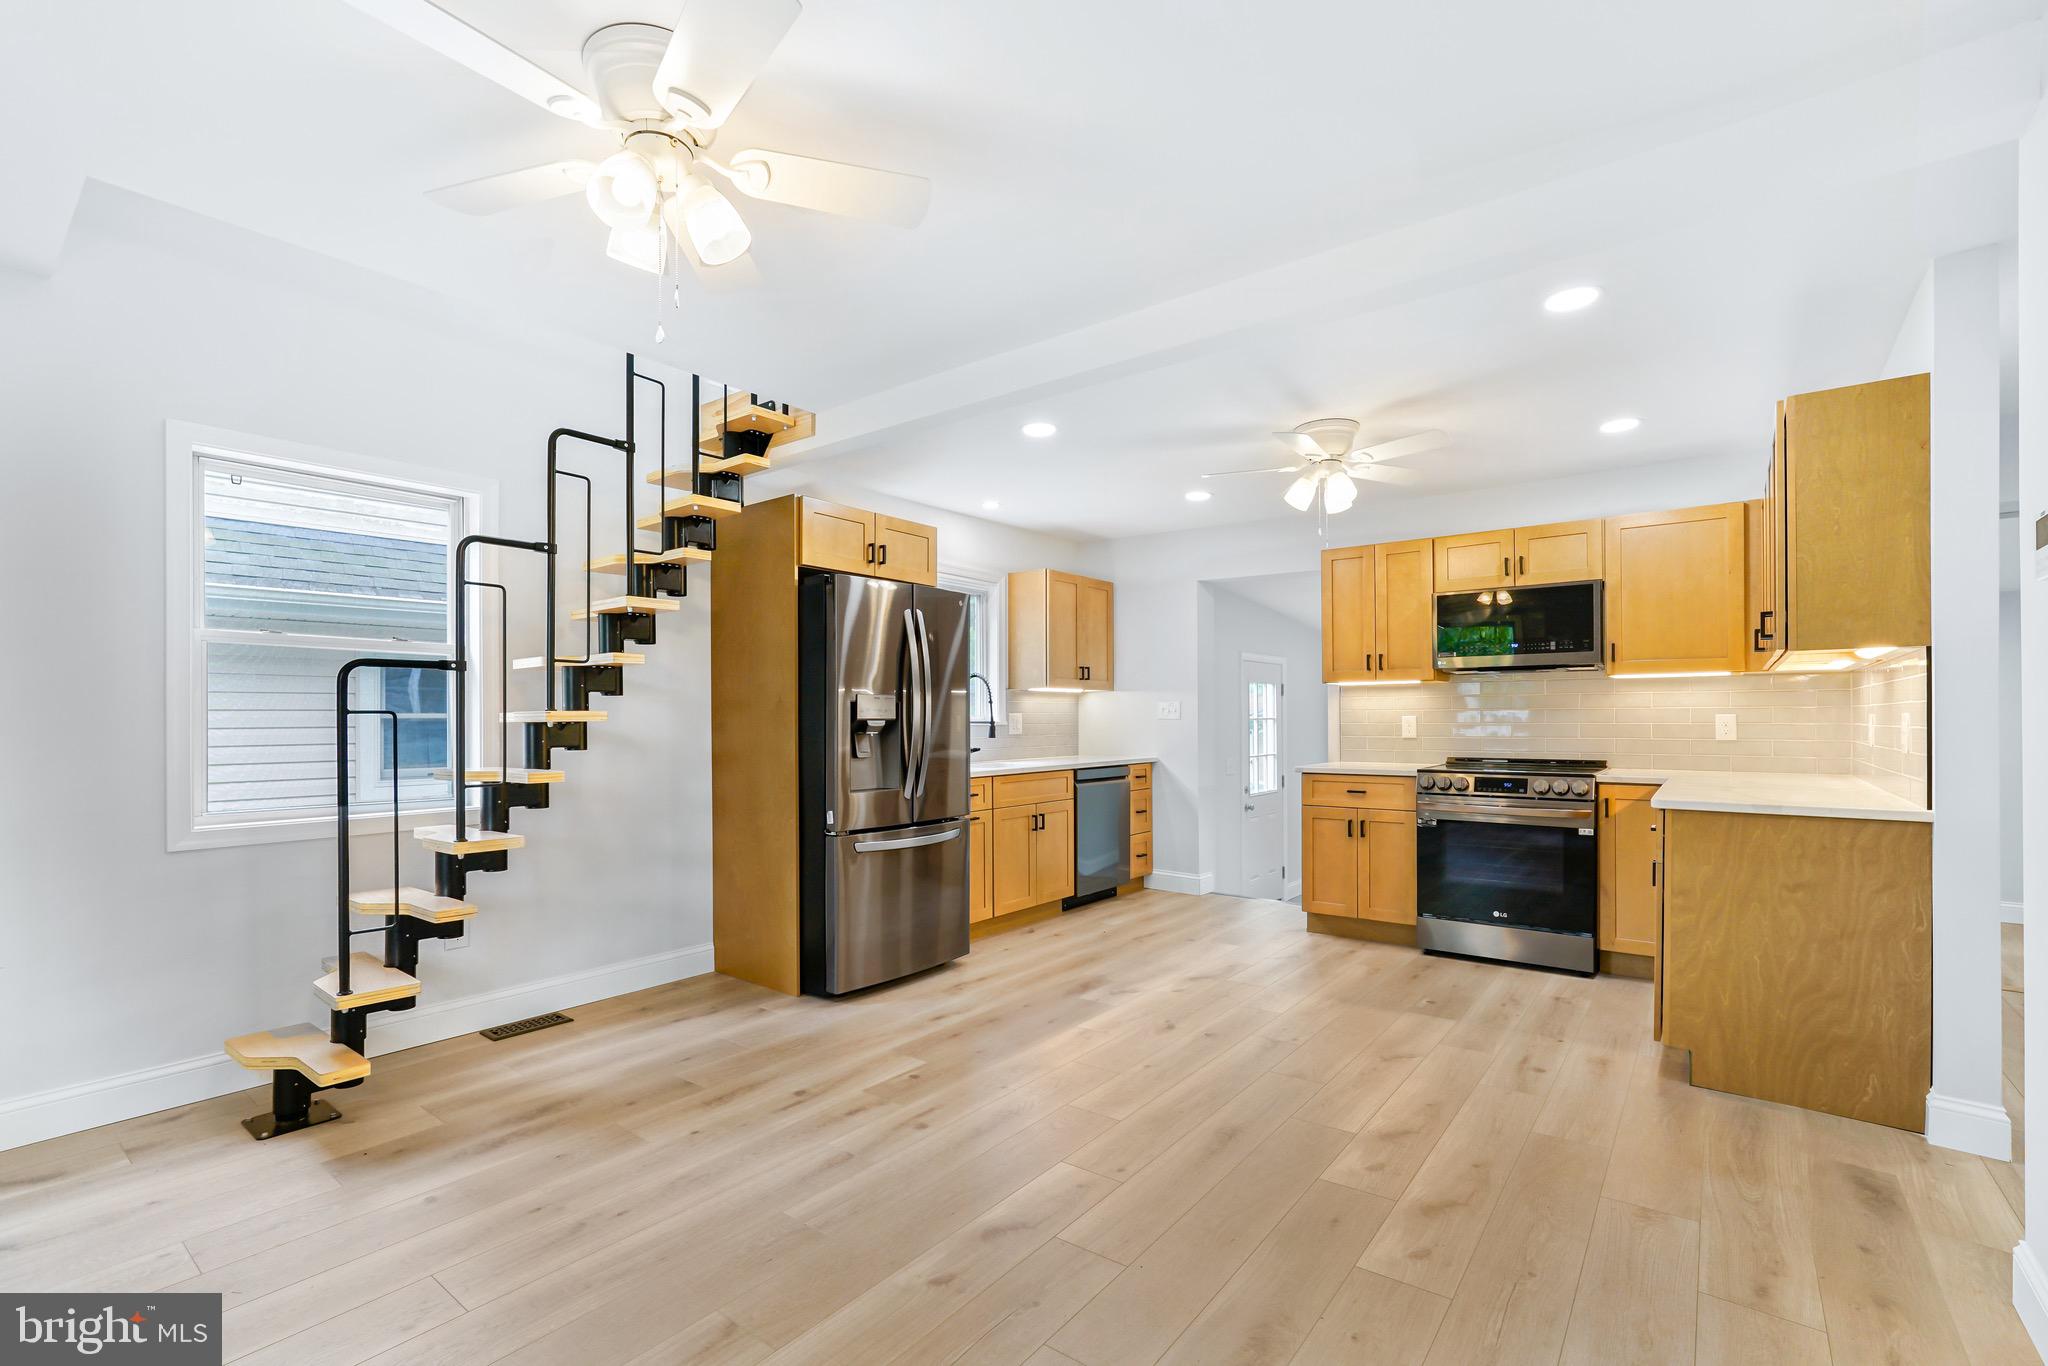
[1417,772,1594,799]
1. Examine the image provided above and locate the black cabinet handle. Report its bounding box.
[1503,555,1510,577]
[1651,860,1660,888]
[1758,609,1775,642]
[865,542,875,564]
[878,543,887,566]
[1753,625,1766,652]
[1609,641,1617,663]
[1346,819,1354,838]
[1518,554,1526,576]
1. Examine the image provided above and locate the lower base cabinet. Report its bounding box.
[1597,784,1662,958]
[968,811,991,923]
[1302,805,1416,925]
[991,799,1074,917]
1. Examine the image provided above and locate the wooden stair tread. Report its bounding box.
[569,595,682,618]
[586,548,712,570]
[349,886,474,922]
[647,456,768,484]
[512,652,645,668]
[315,952,422,1010]
[503,709,607,723]
[414,825,526,855]
[431,767,564,784]
[638,493,742,529]
[702,401,798,436]
[224,1028,371,1086]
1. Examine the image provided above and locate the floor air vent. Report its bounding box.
[479,1011,574,1042]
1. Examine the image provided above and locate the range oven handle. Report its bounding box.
[1417,800,1595,830]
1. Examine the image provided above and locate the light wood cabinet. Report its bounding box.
[1603,502,1747,675]
[1301,805,1416,925]
[967,812,991,923]
[1129,788,1152,835]
[1363,811,1417,926]
[1131,832,1153,878]
[799,497,876,575]
[796,498,938,585]
[1300,774,1414,811]
[1434,529,1516,592]
[1770,374,1930,657]
[1009,570,1115,690]
[1744,492,1780,672]
[1321,545,1377,682]
[991,798,1073,914]
[1514,519,1603,584]
[1374,538,1438,681]
[872,514,937,586]
[1598,784,1661,958]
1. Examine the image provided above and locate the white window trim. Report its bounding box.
[936,561,1008,724]
[164,420,499,852]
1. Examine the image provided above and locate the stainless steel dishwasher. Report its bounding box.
[1067,765,1131,908]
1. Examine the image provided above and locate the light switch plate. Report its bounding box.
[1714,713,1737,742]
[1008,712,1024,735]
[1156,700,1182,720]
[1401,714,1417,739]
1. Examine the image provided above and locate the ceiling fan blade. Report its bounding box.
[653,0,802,128]
[1355,429,1448,464]
[427,161,595,215]
[1202,465,1304,479]
[720,149,930,227]
[1347,462,1424,487]
[341,0,601,124]
[1271,431,1325,459]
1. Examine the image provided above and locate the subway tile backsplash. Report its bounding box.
[1336,651,1929,807]
[969,690,1081,762]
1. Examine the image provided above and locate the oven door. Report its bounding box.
[1415,799,1598,937]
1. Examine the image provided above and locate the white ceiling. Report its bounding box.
[3,0,2040,538]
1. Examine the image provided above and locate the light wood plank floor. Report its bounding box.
[2,892,2034,1365]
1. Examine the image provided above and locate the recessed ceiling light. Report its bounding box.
[1544,285,1601,314]
[1184,489,1212,503]
[1599,416,1640,435]
[1021,421,1057,439]
[980,499,1000,511]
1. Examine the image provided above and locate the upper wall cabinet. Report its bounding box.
[1766,374,1930,660]
[1604,502,1748,675]
[797,497,938,586]
[1321,540,1439,683]
[1514,519,1604,584]
[1433,529,1516,592]
[1010,569,1115,690]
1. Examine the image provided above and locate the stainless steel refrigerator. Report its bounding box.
[798,571,971,995]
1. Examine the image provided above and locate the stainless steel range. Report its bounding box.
[1413,757,1604,974]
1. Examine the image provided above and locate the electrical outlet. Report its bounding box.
[1714,714,1737,742]
[1156,699,1182,720]
[1400,714,1417,739]
[1008,712,1024,736]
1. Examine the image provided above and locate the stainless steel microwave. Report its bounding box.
[1434,579,1605,672]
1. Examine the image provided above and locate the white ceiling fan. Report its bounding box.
[345,0,931,282]
[1203,419,1448,515]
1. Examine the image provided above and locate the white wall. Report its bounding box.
[1887,248,2011,1160]
[1199,579,1326,899]
[2004,589,2026,915]
[2015,64,2048,1353]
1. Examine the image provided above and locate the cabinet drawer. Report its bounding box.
[992,770,1073,807]
[969,777,991,812]
[1129,790,1153,835]
[1130,763,1152,790]
[1300,775,1415,811]
[1131,833,1152,878]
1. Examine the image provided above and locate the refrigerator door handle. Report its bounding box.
[900,607,922,801]
[915,607,936,802]
[853,826,962,853]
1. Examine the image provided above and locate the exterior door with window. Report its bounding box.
[1239,657,1285,899]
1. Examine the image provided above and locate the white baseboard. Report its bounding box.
[1924,1089,2013,1160]
[1284,878,1302,902]
[2016,1242,2048,1355]
[1144,869,1214,895]
[0,943,713,1154]
[2004,899,2025,924]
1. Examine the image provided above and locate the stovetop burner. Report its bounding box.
[1425,756,1607,774]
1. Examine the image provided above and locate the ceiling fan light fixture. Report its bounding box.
[586,150,660,229]
[1321,470,1357,514]
[1544,284,1602,314]
[1598,416,1641,435]
[665,174,752,266]
[1184,489,1212,503]
[545,92,602,124]
[604,224,663,274]
[1283,471,1321,512]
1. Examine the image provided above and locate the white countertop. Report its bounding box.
[1299,761,1929,821]
[969,754,1156,777]
[1643,771,1931,823]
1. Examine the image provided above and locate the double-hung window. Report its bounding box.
[166,424,488,849]
[937,564,1006,727]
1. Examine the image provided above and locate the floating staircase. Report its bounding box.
[221,368,810,1138]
